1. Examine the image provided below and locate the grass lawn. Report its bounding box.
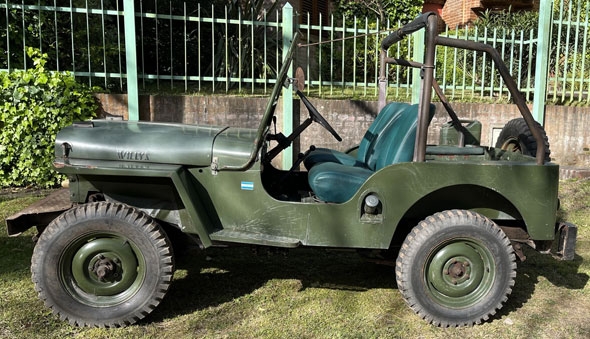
[1,179,589,338]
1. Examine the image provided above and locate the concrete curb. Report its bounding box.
[560,166,590,180]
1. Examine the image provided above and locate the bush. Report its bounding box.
[474,9,539,32]
[0,48,97,188]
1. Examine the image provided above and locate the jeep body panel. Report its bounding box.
[55,159,215,247]
[193,160,558,247]
[54,153,558,250]
[212,127,259,167]
[55,120,225,166]
[55,121,259,172]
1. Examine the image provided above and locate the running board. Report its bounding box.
[209,229,300,248]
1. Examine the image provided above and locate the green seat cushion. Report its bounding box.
[356,102,410,163]
[366,104,436,170]
[308,162,374,203]
[302,148,359,168]
[308,104,435,203]
[304,102,410,169]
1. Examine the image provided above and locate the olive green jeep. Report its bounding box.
[6,13,577,328]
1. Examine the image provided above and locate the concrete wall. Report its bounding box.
[94,94,590,166]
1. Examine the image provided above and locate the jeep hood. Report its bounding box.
[54,120,258,167]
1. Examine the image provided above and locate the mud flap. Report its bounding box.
[5,189,73,236]
[556,222,577,261]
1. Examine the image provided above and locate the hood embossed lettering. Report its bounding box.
[117,150,150,161]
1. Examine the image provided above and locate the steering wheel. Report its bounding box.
[296,90,342,142]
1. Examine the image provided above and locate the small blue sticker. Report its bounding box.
[241,181,254,190]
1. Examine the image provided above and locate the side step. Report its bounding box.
[209,229,300,248]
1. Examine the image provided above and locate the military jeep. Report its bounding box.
[6,13,577,328]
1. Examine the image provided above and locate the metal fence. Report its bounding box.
[0,1,589,102]
[0,1,289,94]
[548,0,590,103]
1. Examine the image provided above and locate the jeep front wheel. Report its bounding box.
[396,210,516,327]
[31,202,174,327]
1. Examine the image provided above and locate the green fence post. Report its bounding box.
[123,0,139,121]
[411,31,425,104]
[282,3,294,169]
[532,0,552,125]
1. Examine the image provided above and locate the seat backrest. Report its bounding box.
[356,102,410,163]
[364,104,436,171]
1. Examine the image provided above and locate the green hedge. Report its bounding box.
[0,48,97,188]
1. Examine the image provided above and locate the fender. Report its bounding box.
[55,158,214,247]
[353,160,559,246]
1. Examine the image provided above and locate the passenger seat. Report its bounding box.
[308,104,435,203]
[303,102,411,170]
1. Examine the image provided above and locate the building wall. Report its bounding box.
[94,94,590,167]
[439,0,541,28]
[441,0,481,28]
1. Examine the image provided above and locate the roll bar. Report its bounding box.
[381,12,435,50]
[379,13,546,165]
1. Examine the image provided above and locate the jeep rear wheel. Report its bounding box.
[395,210,516,327]
[31,202,174,327]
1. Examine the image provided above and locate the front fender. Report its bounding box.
[55,159,215,247]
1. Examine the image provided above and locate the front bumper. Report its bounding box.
[5,189,72,236]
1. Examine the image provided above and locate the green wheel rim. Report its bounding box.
[501,137,523,154]
[59,231,146,307]
[424,237,496,309]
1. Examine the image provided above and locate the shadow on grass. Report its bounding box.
[495,243,588,319]
[0,236,35,275]
[145,242,588,325]
[145,246,397,323]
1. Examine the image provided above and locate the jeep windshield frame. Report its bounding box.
[219,32,300,171]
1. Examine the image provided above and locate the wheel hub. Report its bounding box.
[91,255,118,282]
[448,261,466,278]
[501,137,523,153]
[69,236,140,297]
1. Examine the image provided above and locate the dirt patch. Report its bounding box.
[0,187,57,201]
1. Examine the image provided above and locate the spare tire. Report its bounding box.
[495,118,551,162]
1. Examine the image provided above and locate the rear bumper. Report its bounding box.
[556,222,577,261]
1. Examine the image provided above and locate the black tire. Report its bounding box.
[31,202,174,327]
[495,117,551,162]
[395,210,516,327]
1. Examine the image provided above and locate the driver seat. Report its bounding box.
[303,102,410,170]
[308,103,435,203]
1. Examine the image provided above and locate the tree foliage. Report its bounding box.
[333,0,423,23]
[0,48,97,188]
[474,8,539,31]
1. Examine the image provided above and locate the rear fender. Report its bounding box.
[356,161,559,246]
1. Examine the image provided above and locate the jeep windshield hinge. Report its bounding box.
[211,157,219,175]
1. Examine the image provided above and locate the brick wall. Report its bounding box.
[441,0,481,28]
[440,0,541,28]
[94,94,590,166]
